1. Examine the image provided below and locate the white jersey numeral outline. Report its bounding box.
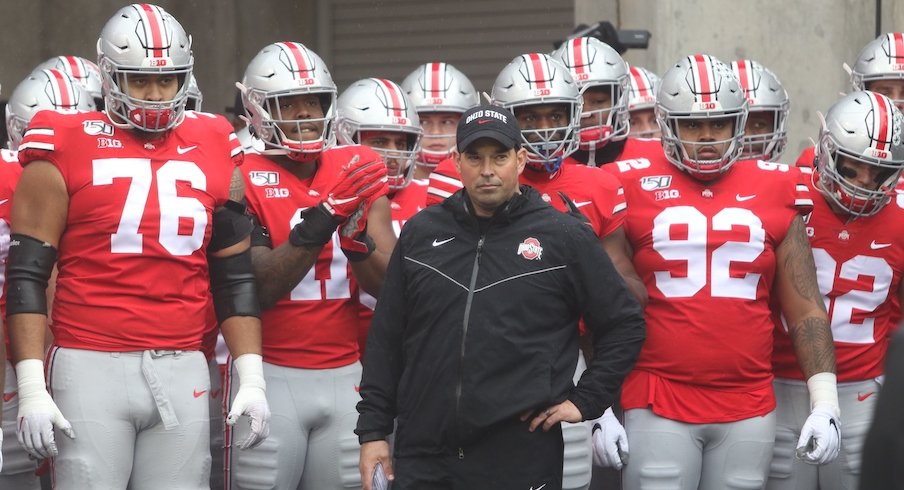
[651,206,765,299]
[92,158,208,256]
[288,208,351,301]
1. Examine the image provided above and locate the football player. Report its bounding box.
[7,5,270,488]
[768,91,904,490]
[1,68,93,490]
[34,55,104,109]
[601,54,839,490]
[731,59,790,162]
[401,62,478,180]
[230,42,393,490]
[626,66,661,139]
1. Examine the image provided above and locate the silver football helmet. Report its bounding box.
[35,56,104,109]
[850,32,904,103]
[240,42,336,162]
[815,91,904,217]
[185,74,202,111]
[401,62,478,166]
[730,59,789,161]
[626,65,661,138]
[96,3,193,132]
[6,69,96,150]
[336,78,423,190]
[491,53,582,171]
[657,54,748,180]
[552,37,630,149]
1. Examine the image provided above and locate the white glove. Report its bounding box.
[15,359,75,460]
[796,403,841,465]
[226,354,271,450]
[591,407,629,469]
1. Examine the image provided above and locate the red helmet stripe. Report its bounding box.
[891,33,904,59]
[691,55,713,103]
[429,62,443,97]
[570,38,587,75]
[871,92,892,152]
[527,53,548,89]
[733,60,752,93]
[138,4,167,59]
[630,67,653,97]
[46,70,73,107]
[63,56,83,81]
[376,78,404,117]
[279,42,312,79]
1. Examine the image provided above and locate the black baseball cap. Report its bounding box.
[456,104,521,152]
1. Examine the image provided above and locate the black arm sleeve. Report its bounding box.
[566,223,646,420]
[859,328,904,489]
[208,200,254,253]
[208,248,261,321]
[355,236,408,443]
[6,234,57,316]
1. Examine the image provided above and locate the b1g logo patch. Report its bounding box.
[517,237,543,260]
[249,171,279,186]
[83,120,114,136]
[641,175,671,191]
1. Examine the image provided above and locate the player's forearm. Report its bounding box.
[9,313,50,362]
[220,316,262,358]
[350,249,391,297]
[788,314,837,378]
[250,244,321,309]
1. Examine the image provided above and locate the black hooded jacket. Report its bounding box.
[355,185,645,457]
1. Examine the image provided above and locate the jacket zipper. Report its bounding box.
[455,234,485,460]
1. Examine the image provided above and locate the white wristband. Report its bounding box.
[233,353,266,391]
[15,359,48,397]
[806,372,839,416]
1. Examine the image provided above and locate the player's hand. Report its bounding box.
[289,154,388,248]
[323,154,388,221]
[226,354,271,450]
[523,400,583,432]
[591,407,629,469]
[16,359,75,460]
[796,403,840,465]
[338,205,376,261]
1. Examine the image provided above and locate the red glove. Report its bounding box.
[289,154,388,248]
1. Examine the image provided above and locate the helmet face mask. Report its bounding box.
[241,42,338,162]
[401,62,479,167]
[97,4,193,133]
[816,91,904,217]
[336,78,423,191]
[553,37,630,150]
[5,69,96,150]
[657,55,748,180]
[731,59,789,161]
[491,53,582,172]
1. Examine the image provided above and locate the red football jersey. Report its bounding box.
[773,177,904,382]
[17,110,241,351]
[243,145,387,369]
[1,149,23,359]
[796,146,816,168]
[520,162,626,238]
[390,178,428,235]
[426,157,461,207]
[608,155,813,423]
[613,137,665,162]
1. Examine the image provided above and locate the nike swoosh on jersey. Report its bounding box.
[735,194,756,201]
[193,389,207,398]
[870,241,892,250]
[177,145,198,154]
[432,237,455,247]
[0,199,8,206]
[573,201,593,208]
[857,391,875,401]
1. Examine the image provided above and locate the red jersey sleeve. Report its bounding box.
[426,157,462,207]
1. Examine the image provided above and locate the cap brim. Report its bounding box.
[457,129,519,152]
